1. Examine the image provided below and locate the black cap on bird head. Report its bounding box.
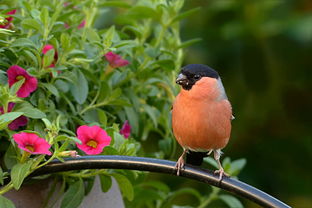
[176,64,219,90]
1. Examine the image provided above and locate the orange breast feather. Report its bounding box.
[172,77,232,151]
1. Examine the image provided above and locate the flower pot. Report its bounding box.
[4,176,124,208]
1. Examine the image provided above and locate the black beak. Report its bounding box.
[176,73,188,85]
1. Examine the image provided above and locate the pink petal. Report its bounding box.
[77,20,86,29]
[76,125,111,155]
[7,10,16,15]
[8,116,28,130]
[76,125,93,143]
[104,52,118,63]
[64,23,70,29]
[13,132,26,145]
[42,44,54,54]
[7,65,38,98]
[13,132,51,155]
[0,10,16,29]
[114,59,129,68]
[7,65,27,87]
[104,51,129,68]
[120,120,131,139]
[33,139,52,155]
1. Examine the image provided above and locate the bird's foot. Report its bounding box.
[214,168,229,181]
[175,156,185,176]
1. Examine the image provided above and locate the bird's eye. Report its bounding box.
[194,74,201,80]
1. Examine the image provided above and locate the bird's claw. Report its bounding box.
[214,168,229,181]
[175,157,185,176]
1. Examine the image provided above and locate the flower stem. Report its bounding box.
[0,182,13,195]
[198,187,221,208]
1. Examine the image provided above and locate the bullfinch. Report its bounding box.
[172,64,233,180]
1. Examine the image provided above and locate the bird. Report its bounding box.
[172,64,233,180]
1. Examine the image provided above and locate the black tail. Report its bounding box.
[186,151,208,166]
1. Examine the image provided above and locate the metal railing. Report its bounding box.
[28,155,291,208]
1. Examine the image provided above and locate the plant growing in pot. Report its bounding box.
[0,0,246,207]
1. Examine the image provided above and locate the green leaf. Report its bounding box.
[61,33,71,52]
[203,157,218,169]
[219,194,243,208]
[86,28,101,42]
[97,82,111,102]
[142,105,159,127]
[0,195,15,208]
[176,38,202,49]
[11,161,33,190]
[0,112,24,130]
[229,158,246,176]
[0,166,3,185]
[84,177,95,196]
[21,19,43,33]
[0,71,8,85]
[103,26,115,48]
[43,49,55,68]
[97,109,107,127]
[55,135,82,144]
[113,132,126,150]
[61,179,84,208]
[111,173,134,201]
[124,107,138,135]
[154,59,175,71]
[4,145,17,169]
[171,7,201,23]
[99,174,112,192]
[22,50,39,67]
[101,1,131,8]
[127,6,157,19]
[70,70,89,104]
[103,146,119,155]
[42,83,59,97]
[9,79,25,96]
[14,102,46,119]
[0,28,15,35]
[40,7,50,29]
[11,38,37,48]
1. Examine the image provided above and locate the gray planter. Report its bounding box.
[4,177,124,208]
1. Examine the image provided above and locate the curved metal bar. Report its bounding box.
[30,155,290,208]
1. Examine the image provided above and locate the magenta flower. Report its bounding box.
[120,120,131,139]
[0,102,28,130]
[76,125,111,155]
[64,23,70,29]
[77,20,86,29]
[104,51,129,68]
[13,132,52,155]
[42,44,58,68]
[7,65,38,98]
[0,9,16,29]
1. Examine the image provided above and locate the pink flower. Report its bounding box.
[13,132,52,155]
[120,120,131,139]
[77,20,86,29]
[0,9,16,29]
[63,2,71,7]
[104,51,129,68]
[7,65,38,98]
[42,44,58,68]
[0,102,28,130]
[76,125,111,155]
[64,23,70,29]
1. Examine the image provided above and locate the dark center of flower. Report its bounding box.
[86,140,98,148]
[25,145,34,152]
[16,75,25,81]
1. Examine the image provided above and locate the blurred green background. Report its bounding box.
[181,0,312,207]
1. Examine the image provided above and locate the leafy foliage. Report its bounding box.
[0,0,246,207]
